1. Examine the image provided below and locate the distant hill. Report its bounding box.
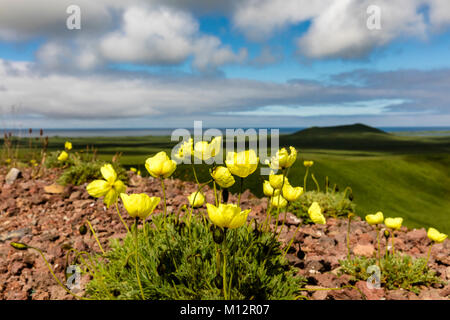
[293,123,386,136]
[281,123,450,153]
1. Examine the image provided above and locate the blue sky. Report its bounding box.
[1,0,450,129]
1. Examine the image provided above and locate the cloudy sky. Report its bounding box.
[1,0,450,129]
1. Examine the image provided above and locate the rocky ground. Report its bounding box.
[0,167,449,300]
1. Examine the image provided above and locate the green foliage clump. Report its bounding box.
[339,254,442,294]
[290,190,355,223]
[85,215,305,300]
[45,151,75,168]
[57,160,127,186]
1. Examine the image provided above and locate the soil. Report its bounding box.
[0,167,449,300]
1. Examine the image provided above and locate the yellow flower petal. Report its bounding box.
[101,164,117,184]
[188,192,205,208]
[86,180,110,198]
[282,183,303,202]
[57,151,69,161]
[225,150,259,178]
[271,194,288,208]
[211,166,235,188]
[65,141,72,150]
[145,151,176,178]
[365,211,384,225]
[308,202,326,224]
[384,217,403,230]
[207,203,249,229]
[427,227,447,243]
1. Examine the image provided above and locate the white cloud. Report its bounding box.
[1,59,449,128]
[233,0,332,40]
[100,7,196,65]
[32,5,246,71]
[0,0,115,40]
[232,0,449,59]
[427,0,450,30]
[298,0,427,59]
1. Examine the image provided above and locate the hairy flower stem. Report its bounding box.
[213,181,219,206]
[274,169,287,233]
[391,231,396,256]
[115,201,130,233]
[237,177,244,207]
[426,245,433,266]
[86,220,105,255]
[303,167,309,191]
[311,173,320,192]
[133,218,145,299]
[160,177,167,226]
[282,222,303,258]
[191,163,200,185]
[222,229,228,300]
[346,215,352,260]
[277,202,290,241]
[376,226,381,265]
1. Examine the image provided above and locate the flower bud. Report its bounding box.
[212,225,225,244]
[10,242,29,250]
[211,166,235,188]
[79,224,88,235]
[222,188,229,203]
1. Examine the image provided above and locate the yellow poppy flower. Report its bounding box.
[174,138,193,161]
[303,160,314,167]
[308,202,326,224]
[225,149,259,178]
[263,180,280,197]
[145,151,177,178]
[384,217,403,230]
[271,194,288,208]
[269,173,288,190]
[268,146,297,170]
[365,211,384,225]
[120,193,160,220]
[206,203,250,229]
[193,136,222,161]
[211,166,235,188]
[86,164,126,208]
[65,141,72,150]
[130,167,137,172]
[188,191,205,208]
[57,151,69,161]
[427,228,447,243]
[282,182,303,202]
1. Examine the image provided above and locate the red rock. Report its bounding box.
[314,273,338,288]
[387,289,409,300]
[355,280,384,300]
[419,289,446,300]
[358,232,374,245]
[328,288,362,300]
[312,290,328,300]
[353,244,375,257]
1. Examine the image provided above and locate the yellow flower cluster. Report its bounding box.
[261,147,303,209]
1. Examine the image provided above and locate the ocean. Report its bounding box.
[2,127,450,137]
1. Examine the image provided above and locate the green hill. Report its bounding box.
[282,124,450,153]
[293,123,386,135]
